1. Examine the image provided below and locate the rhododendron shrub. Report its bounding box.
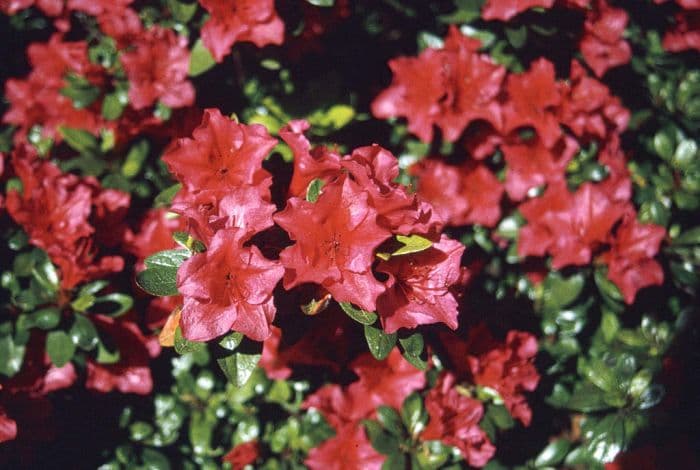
[1,0,699,468]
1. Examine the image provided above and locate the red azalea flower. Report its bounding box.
[6,149,128,289]
[421,372,496,467]
[303,384,374,429]
[466,327,540,426]
[171,186,276,244]
[0,409,17,444]
[274,177,390,312]
[348,349,427,411]
[579,0,631,77]
[502,135,578,201]
[0,0,62,15]
[377,235,465,333]
[372,27,505,143]
[306,424,384,470]
[2,35,106,144]
[559,61,630,140]
[279,119,343,197]
[260,326,292,380]
[481,0,555,21]
[199,0,284,62]
[518,182,628,269]
[124,208,185,271]
[177,228,283,342]
[663,11,700,53]
[503,58,562,148]
[411,159,504,228]
[120,26,194,110]
[163,108,276,194]
[597,135,632,202]
[86,315,160,395]
[98,8,143,46]
[223,440,260,470]
[66,0,132,16]
[280,121,441,236]
[602,213,666,304]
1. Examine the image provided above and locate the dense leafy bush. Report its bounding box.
[1,0,699,468]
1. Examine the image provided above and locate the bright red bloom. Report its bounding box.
[2,35,106,144]
[171,186,276,244]
[421,372,496,467]
[163,108,276,194]
[518,182,628,269]
[260,326,292,380]
[306,424,384,470]
[503,58,562,148]
[6,149,127,289]
[411,160,504,228]
[86,315,160,395]
[120,26,194,110]
[302,349,424,470]
[502,135,578,201]
[280,119,342,197]
[223,441,260,470]
[348,348,427,411]
[559,61,630,140]
[200,0,284,62]
[663,11,700,52]
[280,121,441,236]
[377,235,465,333]
[579,0,631,77]
[124,208,185,272]
[466,327,540,425]
[372,27,505,143]
[177,228,283,342]
[602,213,666,304]
[274,177,390,311]
[481,0,554,21]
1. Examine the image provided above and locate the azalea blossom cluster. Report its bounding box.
[374,27,667,304]
[162,108,467,341]
[4,26,193,147]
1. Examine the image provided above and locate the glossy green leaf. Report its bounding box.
[189,39,216,77]
[363,323,397,360]
[339,301,378,325]
[174,327,206,355]
[216,338,263,387]
[46,330,76,367]
[70,314,100,350]
[398,332,427,370]
[306,178,325,203]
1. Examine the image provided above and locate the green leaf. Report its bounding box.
[393,234,433,256]
[94,293,134,317]
[174,327,206,354]
[505,25,527,48]
[137,249,190,296]
[306,178,325,203]
[339,301,378,325]
[398,333,427,370]
[363,419,399,455]
[46,330,77,367]
[376,406,403,436]
[400,392,426,436]
[59,127,99,155]
[216,337,263,387]
[382,452,407,470]
[70,314,100,350]
[101,91,126,120]
[173,232,206,253]
[60,73,101,109]
[305,0,334,6]
[17,307,61,331]
[189,39,216,77]
[594,268,624,309]
[364,323,397,360]
[566,382,610,412]
[121,140,150,178]
[542,272,585,311]
[0,335,26,376]
[154,183,182,207]
[534,440,571,467]
[218,331,243,351]
[166,0,197,22]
